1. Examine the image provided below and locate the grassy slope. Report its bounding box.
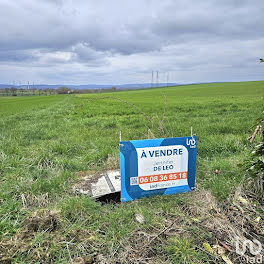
[0,81,263,263]
[0,95,66,116]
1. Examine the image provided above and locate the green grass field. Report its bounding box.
[0,81,263,263]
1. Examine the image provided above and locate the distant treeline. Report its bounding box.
[0,86,119,96]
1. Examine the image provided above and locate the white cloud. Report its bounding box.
[0,0,263,84]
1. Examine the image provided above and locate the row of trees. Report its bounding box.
[0,87,57,96]
[0,86,118,96]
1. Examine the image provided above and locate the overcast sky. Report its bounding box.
[0,0,263,85]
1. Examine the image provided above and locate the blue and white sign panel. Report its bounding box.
[120,136,197,202]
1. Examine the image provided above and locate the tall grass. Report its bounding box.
[0,81,263,263]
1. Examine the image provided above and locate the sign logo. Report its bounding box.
[186,138,196,148]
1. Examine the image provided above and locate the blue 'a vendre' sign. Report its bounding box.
[120,136,197,202]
